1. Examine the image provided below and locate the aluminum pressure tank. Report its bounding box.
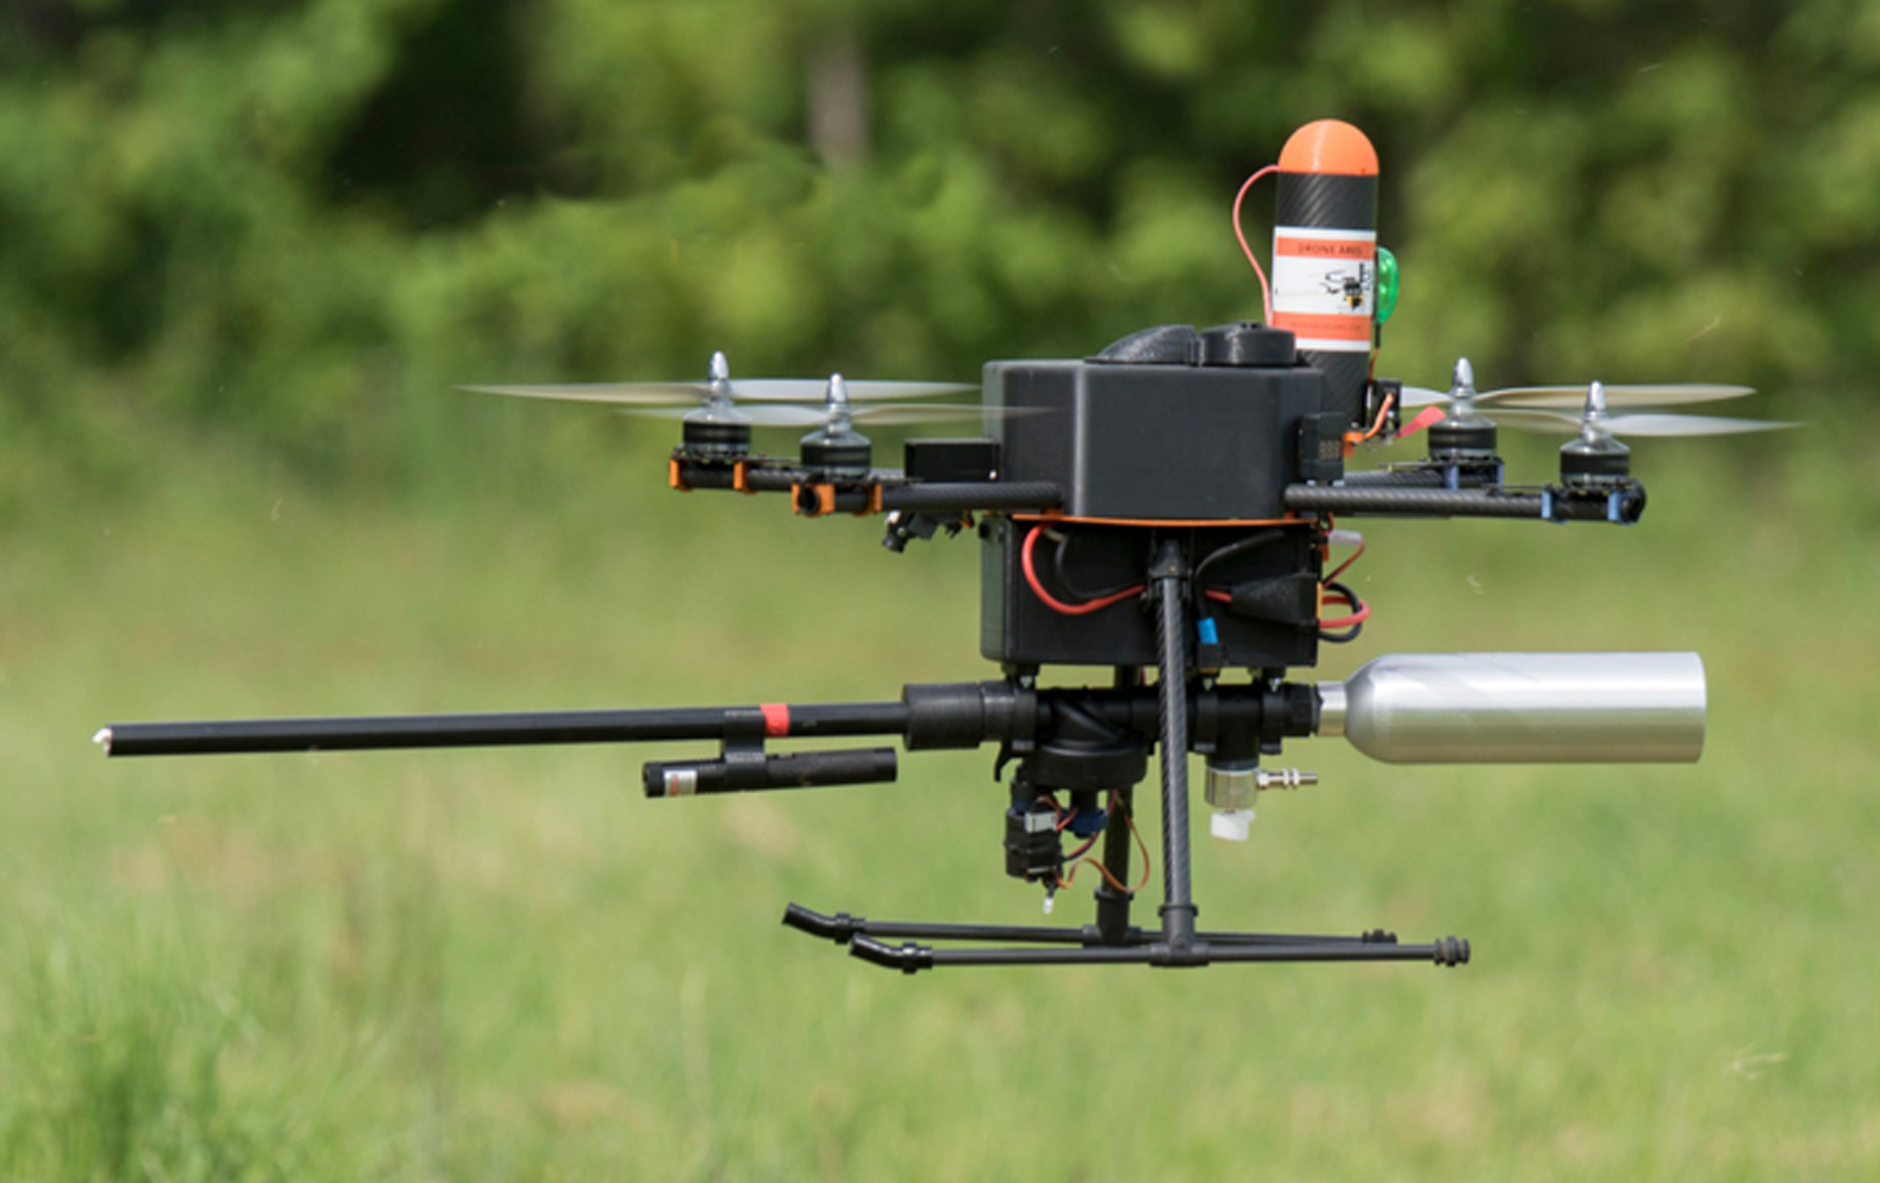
[1318,652,1706,764]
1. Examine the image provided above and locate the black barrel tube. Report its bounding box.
[99,700,911,757]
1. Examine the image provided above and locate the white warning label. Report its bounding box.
[1270,226,1376,351]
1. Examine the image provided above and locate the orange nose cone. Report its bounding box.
[1278,119,1378,176]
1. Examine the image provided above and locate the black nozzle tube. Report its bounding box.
[99,700,911,757]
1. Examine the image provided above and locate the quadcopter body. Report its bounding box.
[99,121,1779,973]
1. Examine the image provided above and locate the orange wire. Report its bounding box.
[1056,796,1152,895]
[1354,390,1396,443]
[1232,165,1278,323]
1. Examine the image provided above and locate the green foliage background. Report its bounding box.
[5,0,1877,496]
[3,2,1878,1179]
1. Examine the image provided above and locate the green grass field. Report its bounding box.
[3,426,1876,1180]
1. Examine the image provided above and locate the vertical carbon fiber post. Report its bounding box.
[1151,541,1198,953]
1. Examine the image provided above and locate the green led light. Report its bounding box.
[1375,245,1399,325]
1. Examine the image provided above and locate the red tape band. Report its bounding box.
[760,702,790,738]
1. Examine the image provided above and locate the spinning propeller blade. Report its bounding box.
[1398,360,1785,441]
[1488,408,1796,438]
[464,351,975,407]
[625,403,996,427]
[1474,383,1757,410]
[1400,379,1756,411]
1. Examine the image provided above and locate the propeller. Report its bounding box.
[624,401,995,427]
[1398,359,1786,442]
[630,372,1019,428]
[1400,363,1756,413]
[1488,403,1797,438]
[463,351,977,407]
[1493,381,1793,486]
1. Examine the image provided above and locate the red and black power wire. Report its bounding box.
[1019,523,1369,642]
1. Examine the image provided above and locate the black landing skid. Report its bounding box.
[783,904,1469,973]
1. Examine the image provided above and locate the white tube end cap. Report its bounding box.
[1210,809,1255,842]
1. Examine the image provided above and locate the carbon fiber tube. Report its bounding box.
[672,462,798,492]
[1151,544,1197,946]
[1285,485,1545,517]
[1340,468,1447,487]
[1284,483,1641,522]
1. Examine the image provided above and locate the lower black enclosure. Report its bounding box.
[981,520,1321,669]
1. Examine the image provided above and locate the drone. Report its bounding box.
[97,121,1786,973]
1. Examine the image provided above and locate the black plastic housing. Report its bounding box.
[980,519,1320,668]
[904,438,1000,483]
[983,346,1326,521]
[977,332,1331,669]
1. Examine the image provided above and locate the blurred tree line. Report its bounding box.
[1,0,1874,496]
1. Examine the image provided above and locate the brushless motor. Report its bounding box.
[1271,119,1379,428]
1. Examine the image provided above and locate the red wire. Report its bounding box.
[1319,587,1371,630]
[1232,165,1278,324]
[1020,526,1143,616]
